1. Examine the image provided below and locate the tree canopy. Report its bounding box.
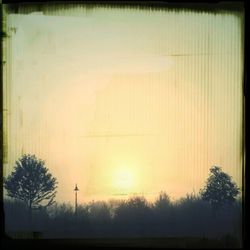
[200,166,240,208]
[4,154,58,211]
[154,191,171,209]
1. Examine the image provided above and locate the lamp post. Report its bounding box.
[74,184,79,216]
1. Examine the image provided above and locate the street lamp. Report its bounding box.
[74,184,79,215]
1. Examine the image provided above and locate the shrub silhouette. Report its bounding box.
[4,199,30,231]
[174,194,214,237]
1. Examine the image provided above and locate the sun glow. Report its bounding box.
[3,8,243,204]
[113,167,136,192]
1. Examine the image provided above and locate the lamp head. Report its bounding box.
[74,184,79,191]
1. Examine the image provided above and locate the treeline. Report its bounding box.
[3,156,242,244]
[4,193,242,240]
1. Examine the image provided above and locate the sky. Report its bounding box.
[3,6,244,204]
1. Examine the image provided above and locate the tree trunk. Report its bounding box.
[28,201,33,232]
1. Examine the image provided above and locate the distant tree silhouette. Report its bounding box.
[3,194,242,239]
[114,196,153,236]
[87,201,111,224]
[200,166,240,209]
[4,154,58,214]
[154,191,171,209]
[153,192,174,236]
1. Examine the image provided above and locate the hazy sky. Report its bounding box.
[3,6,244,204]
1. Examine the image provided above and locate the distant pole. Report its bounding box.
[74,184,79,216]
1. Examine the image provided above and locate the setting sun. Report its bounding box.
[113,167,136,192]
[2,5,243,205]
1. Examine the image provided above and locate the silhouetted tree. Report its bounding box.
[153,192,174,236]
[4,154,58,214]
[114,196,153,236]
[200,166,240,209]
[87,201,111,224]
[154,191,171,209]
